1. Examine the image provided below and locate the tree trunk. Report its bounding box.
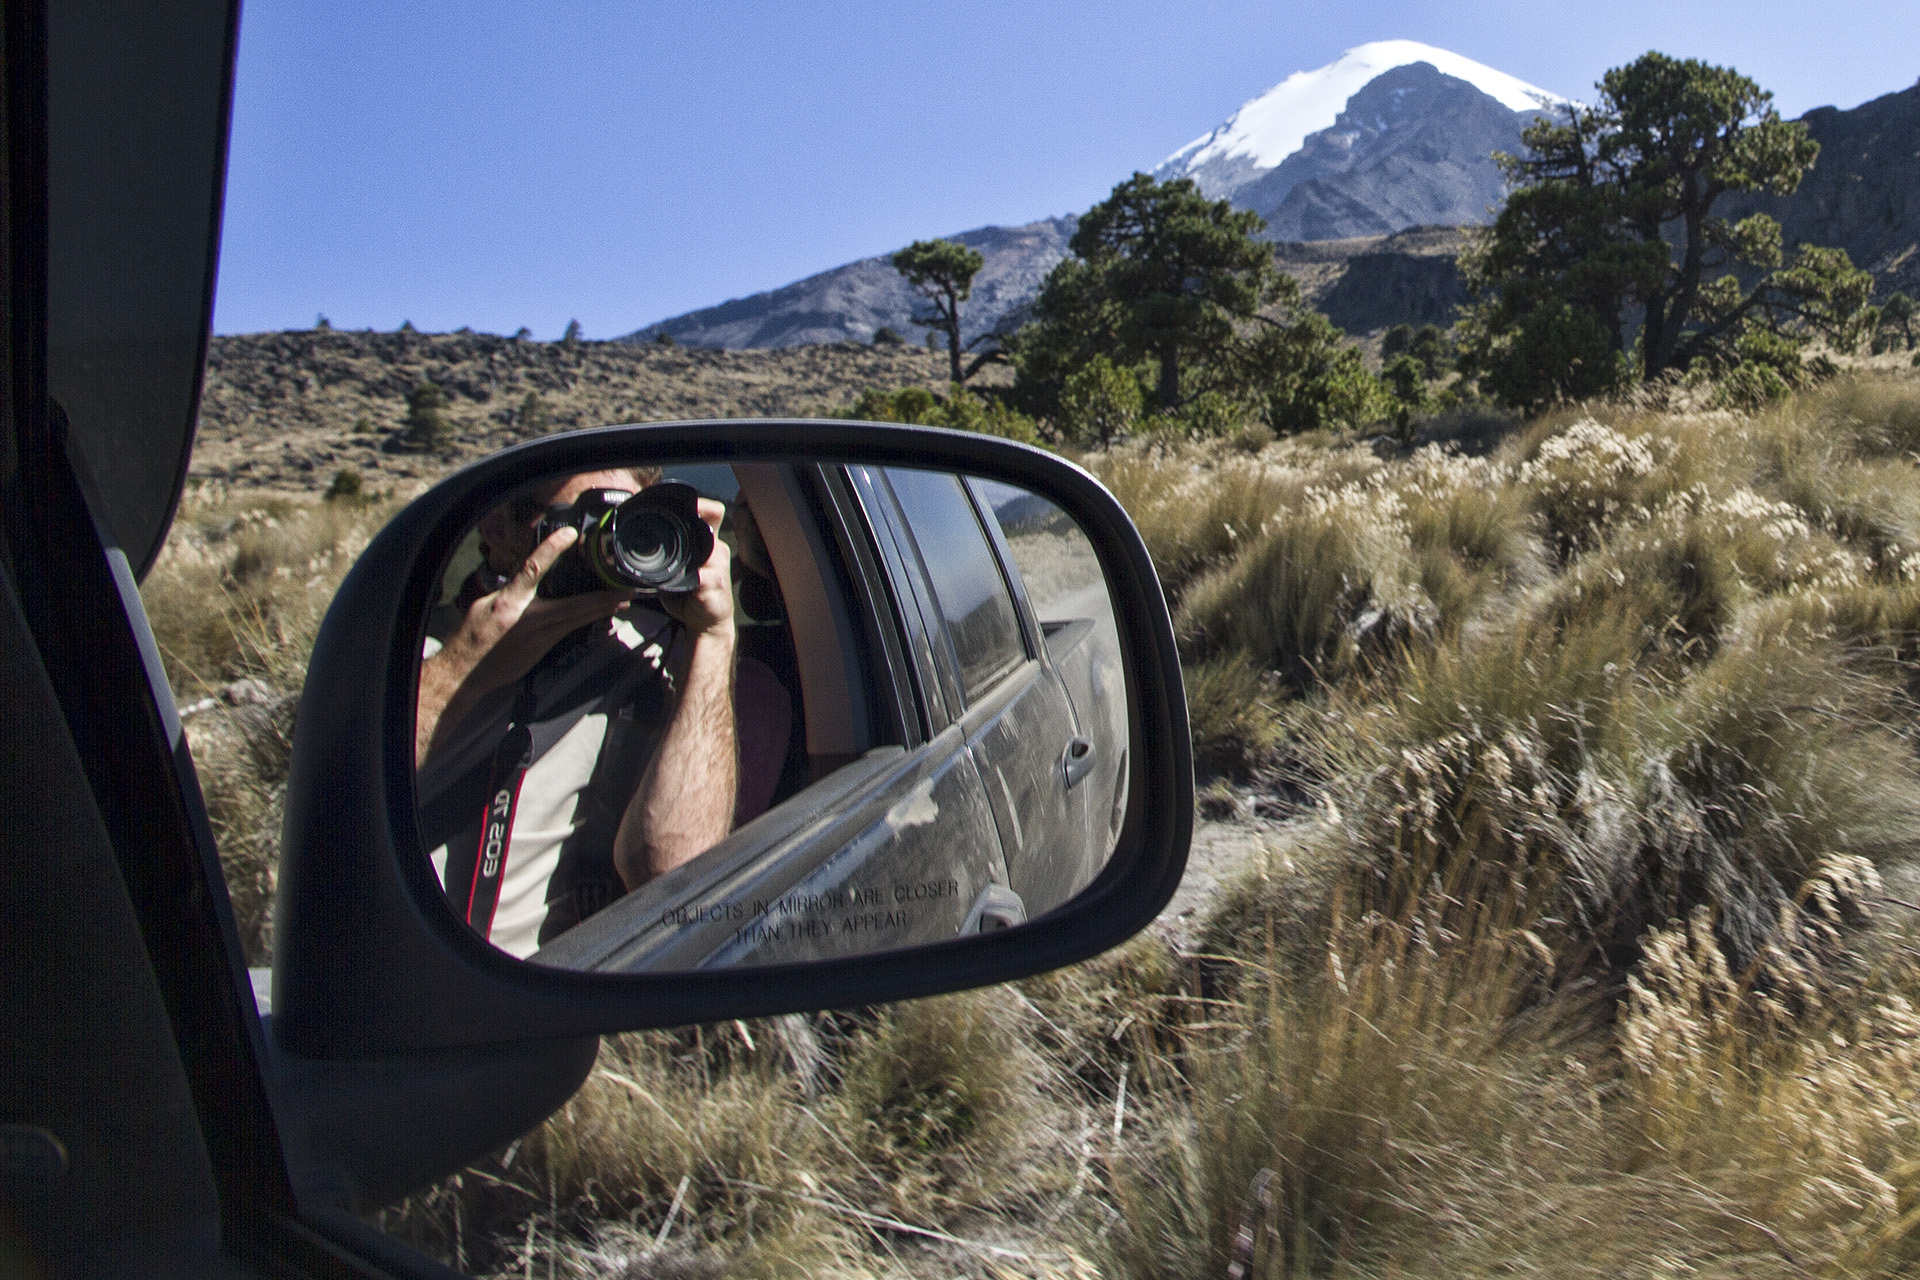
[944,287,964,386]
[1157,348,1179,411]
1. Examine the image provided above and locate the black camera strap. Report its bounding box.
[448,612,682,942]
[458,676,538,938]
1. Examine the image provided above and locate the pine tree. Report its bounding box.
[1016,173,1384,433]
[1460,52,1870,408]
[1025,174,1276,412]
[890,239,986,384]
[1057,355,1145,446]
[516,391,550,434]
[1408,325,1451,380]
[1881,293,1915,350]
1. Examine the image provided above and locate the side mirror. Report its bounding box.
[266,420,1189,1204]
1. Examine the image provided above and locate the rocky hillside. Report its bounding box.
[627,217,1075,349]
[193,329,970,493]
[1274,226,1474,333]
[1725,79,1920,299]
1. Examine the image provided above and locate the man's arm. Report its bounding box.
[614,499,737,887]
[415,526,632,765]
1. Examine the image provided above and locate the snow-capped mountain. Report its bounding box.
[1159,40,1565,196]
[1156,41,1569,241]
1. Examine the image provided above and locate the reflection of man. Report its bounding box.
[414,468,790,958]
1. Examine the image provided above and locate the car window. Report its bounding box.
[969,479,1109,625]
[881,467,1026,705]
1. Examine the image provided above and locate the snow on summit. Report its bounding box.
[1158,41,1567,185]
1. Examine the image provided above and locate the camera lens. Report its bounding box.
[613,508,684,585]
[605,481,711,593]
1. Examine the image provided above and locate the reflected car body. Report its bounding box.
[532,461,1130,971]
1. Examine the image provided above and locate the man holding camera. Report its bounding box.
[414,468,790,958]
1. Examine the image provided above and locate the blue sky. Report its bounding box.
[211,1,1920,338]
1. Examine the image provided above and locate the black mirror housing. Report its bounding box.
[272,420,1192,1062]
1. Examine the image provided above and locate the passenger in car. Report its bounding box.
[412,467,791,958]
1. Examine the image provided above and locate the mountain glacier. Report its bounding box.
[1157,40,1564,194]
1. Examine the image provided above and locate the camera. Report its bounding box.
[534,481,714,598]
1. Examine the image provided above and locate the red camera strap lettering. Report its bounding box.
[461,683,537,938]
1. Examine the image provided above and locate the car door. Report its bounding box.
[857,465,1096,920]
[973,478,1132,898]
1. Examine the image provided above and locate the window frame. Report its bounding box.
[863,465,1032,714]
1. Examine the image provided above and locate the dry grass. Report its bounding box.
[141,482,403,963]
[193,328,981,496]
[151,364,1920,1276]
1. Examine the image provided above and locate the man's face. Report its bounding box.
[479,469,641,575]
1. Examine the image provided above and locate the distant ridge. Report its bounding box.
[625,216,1075,350]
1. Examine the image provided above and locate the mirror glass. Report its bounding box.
[411,457,1129,972]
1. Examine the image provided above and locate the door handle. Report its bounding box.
[961,885,1026,932]
[1061,736,1096,790]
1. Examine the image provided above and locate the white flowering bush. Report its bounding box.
[1518,417,1664,557]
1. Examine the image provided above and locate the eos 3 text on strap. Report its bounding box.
[459,680,537,938]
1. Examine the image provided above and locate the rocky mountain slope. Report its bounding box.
[1238,64,1544,241]
[1724,79,1920,300]
[192,329,970,493]
[1275,226,1474,332]
[568,54,1918,355]
[626,216,1075,350]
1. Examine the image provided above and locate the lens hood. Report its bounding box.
[605,480,711,594]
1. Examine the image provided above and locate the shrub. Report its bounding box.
[1514,416,1665,559]
[1087,447,1313,606]
[832,991,1054,1214]
[1106,897,1569,1280]
[324,468,363,502]
[1169,389,1247,440]
[836,383,1040,445]
[1176,484,1436,694]
[1628,636,1920,969]
[1182,652,1284,778]
[1056,354,1144,446]
[398,380,454,450]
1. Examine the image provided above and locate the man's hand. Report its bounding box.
[657,497,735,640]
[415,526,631,765]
